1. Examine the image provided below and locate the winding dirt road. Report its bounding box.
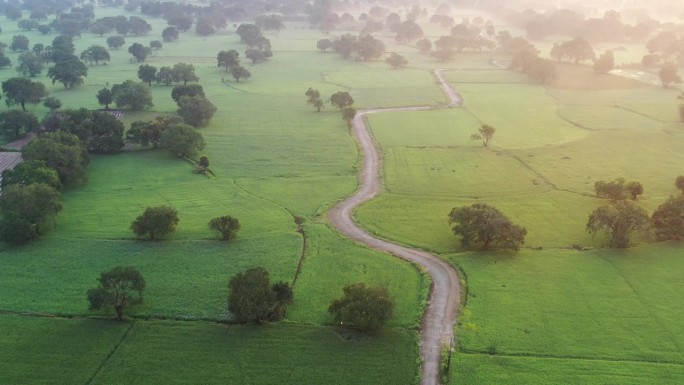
[327,70,462,385]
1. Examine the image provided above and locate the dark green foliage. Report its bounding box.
[305,88,324,112]
[594,178,643,201]
[227,267,293,323]
[80,45,110,65]
[96,88,113,109]
[587,200,650,248]
[2,77,47,111]
[128,42,151,62]
[195,17,215,35]
[126,116,181,148]
[0,183,62,244]
[155,66,174,85]
[10,35,29,51]
[171,84,204,103]
[217,50,240,71]
[230,66,251,82]
[593,50,615,74]
[17,52,44,76]
[328,282,394,333]
[394,20,423,42]
[1,160,61,190]
[160,124,205,157]
[236,23,263,46]
[0,110,39,139]
[177,96,217,127]
[549,38,596,63]
[43,97,62,111]
[87,266,145,320]
[130,206,179,241]
[82,111,125,153]
[625,181,644,200]
[355,35,385,61]
[106,36,125,50]
[255,14,284,31]
[47,57,88,89]
[172,63,198,85]
[137,64,157,86]
[50,35,75,62]
[329,91,354,110]
[162,27,179,42]
[111,80,153,110]
[149,40,163,50]
[22,131,89,186]
[652,195,684,241]
[0,52,12,68]
[209,215,240,240]
[341,107,356,128]
[659,62,681,88]
[385,52,408,69]
[448,203,527,251]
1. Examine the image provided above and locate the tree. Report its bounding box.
[107,36,126,50]
[2,78,47,111]
[168,14,193,32]
[87,266,145,320]
[81,111,125,153]
[171,84,204,103]
[172,63,198,85]
[209,215,240,240]
[471,124,495,147]
[593,50,615,74]
[128,43,151,62]
[195,17,215,35]
[129,16,151,36]
[11,35,29,51]
[0,183,62,244]
[355,35,385,61]
[245,49,268,64]
[90,21,112,36]
[149,40,163,50]
[43,97,62,111]
[593,178,639,201]
[676,175,684,194]
[160,124,205,157]
[330,91,354,110]
[625,181,644,200]
[50,35,75,63]
[17,52,44,77]
[448,203,527,251]
[1,160,61,190]
[177,96,217,127]
[126,116,181,148]
[236,24,263,46]
[162,26,179,42]
[131,205,179,241]
[0,53,12,68]
[18,19,40,31]
[395,20,423,42]
[431,49,455,62]
[97,88,114,110]
[385,52,408,69]
[0,110,39,139]
[328,283,394,333]
[80,45,110,65]
[137,64,157,86]
[659,62,681,88]
[230,66,251,83]
[587,200,650,248]
[549,38,595,63]
[528,59,557,84]
[651,195,684,241]
[111,80,153,110]
[228,267,293,323]
[342,107,356,128]
[47,57,88,89]
[217,50,239,71]
[22,131,89,186]
[155,66,175,85]
[416,38,432,53]
[316,39,332,52]
[305,88,324,112]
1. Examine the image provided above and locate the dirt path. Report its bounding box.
[327,70,463,385]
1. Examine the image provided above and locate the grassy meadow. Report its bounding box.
[1,5,683,385]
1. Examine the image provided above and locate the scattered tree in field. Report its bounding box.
[625,181,644,200]
[80,45,110,65]
[17,52,44,76]
[356,35,385,61]
[549,38,595,63]
[22,131,89,186]
[217,50,240,71]
[50,35,75,63]
[1,160,61,190]
[128,43,151,62]
[18,19,40,31]
[227,267,293,323]
[155,66,175,85]
[107,36,125,50]
[329,282,394,333]
[149,40,163,50]
[0,183,63,244]
[471,124,495,147]
[448,203,527,251]
[245,48,269,64]
[209,215,240,241]
[43,97,62,111]
[195,17,215,36]
[676,175,684,193]
[47,57,88,89]
[305,88,324,112]
[111,80,153,110]
[0,52,12,68]
[171,85,205,103]
[96,88,114,110]
[594,178,643,201]
[137,64,157,86]
[2,78,47,111]
[386,52,408,69]
[652,195,684,241]
[177,96,217,127]
[587,200,650,248]
[316,39,332,52]
[659,62,681,88]
[342,107,356,128]
[330,91,354,110]
[131,205,179,241]
[160,124,205,157]
[162,27,179,42]
[416,38,432,53]
[0,110,39,139]
[593,50,615,74]
[11,35,30,51]
[230,66,251,83]
[172,63,199,85]
[78,111,125,153]
[87,266,145,320]
[528,59,557,84]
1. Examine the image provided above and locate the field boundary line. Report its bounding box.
[84,321,136,385]
[459,349,684,366]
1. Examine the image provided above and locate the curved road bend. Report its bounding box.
[327,70,462,385]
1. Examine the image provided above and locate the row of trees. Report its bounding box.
[131,205,240,241]
[316,34,386,61]
[305,89,356,127]
[135,63,199,86]
[448,176,684,251]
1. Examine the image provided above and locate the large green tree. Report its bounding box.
[209,215,240,241]
[111,80,153,110]
[448,203,527,251]
[177,96,217,127]
[328,282,394,333]
[217,49,239,71]
[47,57,88,88]
[137,64,157,86]
[0,110,39,139]
[171,84,204,103]
[128,42,151,62]
[228,267,293,323]
[87,266,145,320]
[17,51,44,76]
[0,183,62,244]
[586,200,650,248]
[160,124,205,157]
[130,205,179,241]
[652,195,684,241]
[22,131,89,186]
[2,78,47,111]
[1,160,61,190]
[329,91,354,110]
[80,45,110,65]
[172,63,199,85]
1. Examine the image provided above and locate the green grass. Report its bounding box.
[92,321,419,385]
[0,314,129,385]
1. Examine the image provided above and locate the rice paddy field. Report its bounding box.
[0,4,683,385]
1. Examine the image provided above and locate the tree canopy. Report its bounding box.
[228,267,293,323]
[111,80,153,110]
[470,124,495,147]
[1,160,61,191]
[448,203,527,251]
[652,195,684,241]
[22,131,89,186]
[587,200,650,248]
[329,282,394,333]
[2,78,47,111]
[160,123,205,157]
[330,91,354,110]
[0,110,39,140]
[87,266,145,320]
[130,205,179,241]
[47,57,88,89]
[0,183,62,245]
[177,96,217,127]
[305,88,324,112]
[209,215,240,241]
